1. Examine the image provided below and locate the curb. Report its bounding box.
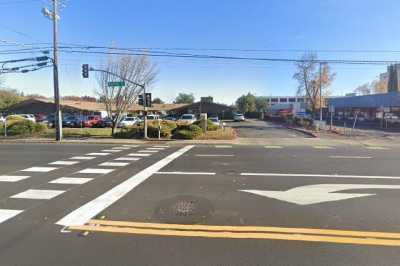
[286,127,318,138]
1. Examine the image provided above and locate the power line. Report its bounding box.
[1,44,400,65]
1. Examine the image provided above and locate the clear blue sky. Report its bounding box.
[1,0,400,104]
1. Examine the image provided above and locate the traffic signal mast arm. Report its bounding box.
[87,67,145,89]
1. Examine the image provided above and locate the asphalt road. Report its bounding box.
[1,143,400,266]
[226,119,309,138]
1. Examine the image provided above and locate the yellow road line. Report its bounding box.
[69,224,400,247]
[88,219,400,239]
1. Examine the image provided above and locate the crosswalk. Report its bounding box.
[0,144,170,225]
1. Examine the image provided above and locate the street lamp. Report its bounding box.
[42,0,64,141]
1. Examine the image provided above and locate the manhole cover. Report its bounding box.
[154,195,213,224]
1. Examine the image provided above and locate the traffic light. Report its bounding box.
[138,94,144,106]
[82,64,89,78]
[145,93,152,107]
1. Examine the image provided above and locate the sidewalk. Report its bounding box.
[1,135,397,147]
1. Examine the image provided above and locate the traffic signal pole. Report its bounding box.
[84,66,149,139]
[143,84,148,139]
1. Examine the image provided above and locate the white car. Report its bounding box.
[178,114,197,124]
[209,116,221,126]
[118,117,139,127]
[0,116,5,123]
[146,114,160,120]
[233,113,245,122]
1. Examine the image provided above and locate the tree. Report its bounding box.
[152,97,164,104]
[235,93,257,113]
[372,79,387,94]
[354,83,371,95]
[174,93,195,104]
[255,96,269,112]
[96,54,157,135]
[0,89,24,112]
[293,53,335,115]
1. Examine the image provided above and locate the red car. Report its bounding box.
[83,116,102,127]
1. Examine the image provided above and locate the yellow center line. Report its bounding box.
[67,219,400,247]
[88,219,400,239]
[69,224,400,247]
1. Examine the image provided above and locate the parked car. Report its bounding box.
[95,117,113,128]
[384,114,400,124]
[178,114,197,124]
[83,116,102,127]
[63,116,81,128]
[209,116,221,126]
[146,114,160,120]
[233,113,245,122]
[118,116,139,128]
[163,115,177,121]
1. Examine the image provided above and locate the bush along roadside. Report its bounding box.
[172,124,203,139]
[113,119,235,140]
[1,120,47,137]
[113,120,178,139]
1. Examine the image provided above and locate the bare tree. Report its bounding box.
[96,54,157,135]
[354,83,372,95]
[293,53,335,116]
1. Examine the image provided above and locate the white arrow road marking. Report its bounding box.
[240,184,400,205]
[240,173,400,180]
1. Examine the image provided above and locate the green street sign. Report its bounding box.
[108,81,125,87]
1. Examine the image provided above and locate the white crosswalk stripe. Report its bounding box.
[86,153,110,156]
[0,175,30,182]
[50,177,93,185]
[49,161,79,166]
[21,167,58,172]
[11,189,65,200]
[114,147,131,150]
[146,147,165,150]
[70,156,96,160]
[128,153,151,157]
[99,162,130,167]
[101,149,122,152]
[78,168,115,174]
[139,150,158,153]
[0,209,23,223]
[114,157,141,161]
[123,145,139,148]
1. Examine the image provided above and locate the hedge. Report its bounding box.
[2,120,47,136]
[114,120,178,139]
[194,119,219,131]
[172,124,202,139]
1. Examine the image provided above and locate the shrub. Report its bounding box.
[194,118,219,131]
[172,124,203,139]
[6,120,47,136]
[113,126,141,139]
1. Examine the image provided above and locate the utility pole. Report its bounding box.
[319,62,323,121]
[53,0,62,141]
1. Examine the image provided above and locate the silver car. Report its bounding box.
[233,113,245,122]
